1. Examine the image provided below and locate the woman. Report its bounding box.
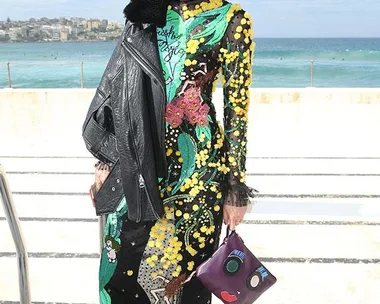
[94,0,255,303]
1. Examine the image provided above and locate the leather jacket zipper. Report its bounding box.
[138,174,160,219]
[122,41,166,92]
[121,40,167,172]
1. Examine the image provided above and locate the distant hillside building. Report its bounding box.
[52,30,60,41]
[9,27,22,41]
[60,28,69,41]
[87,19,101,31]
[101,19,108,31]
[107,21,122,31]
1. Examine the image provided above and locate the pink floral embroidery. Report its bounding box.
[188,113,199,125]
[197,115,208,127]
[165,87,210,128]
[199,103,210,116]
[176,96,188,109]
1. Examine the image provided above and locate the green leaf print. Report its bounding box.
[190,4,232,45]
[99,249,117,290]
[172,133,197,194]
[100,288,112,304]
[157,9,187,102]
[196,125,212,142]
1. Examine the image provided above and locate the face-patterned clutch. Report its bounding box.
[195,228,277,304]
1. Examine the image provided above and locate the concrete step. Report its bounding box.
[1,194,379,219]
[2,156,380,175]
[0,221,99,254]
[0,157,95,173]
[0,257,98,303]
[1,221,379,259]
[0,194,96,219]
[5,172,380,195]
[1,258,379,303]
[0,154,379,303]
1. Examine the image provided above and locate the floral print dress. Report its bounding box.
[99,1,255,303]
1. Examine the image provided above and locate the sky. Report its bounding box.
[0,0,379,38]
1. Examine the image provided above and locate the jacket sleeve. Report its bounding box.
[82,48,120,166]
[219,8,257,207]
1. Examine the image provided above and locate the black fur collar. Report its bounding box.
[124,0,171,27]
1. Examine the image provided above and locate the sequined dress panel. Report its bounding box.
[98,1,255,303]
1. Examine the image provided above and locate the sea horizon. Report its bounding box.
[1,38,379,89]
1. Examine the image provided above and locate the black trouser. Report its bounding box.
[104,219,155,303]
[104,218,215,304]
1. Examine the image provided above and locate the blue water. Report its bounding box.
[0,38,379,88]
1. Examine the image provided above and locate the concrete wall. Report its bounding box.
[0,88,380,157]
[1,89,379,303]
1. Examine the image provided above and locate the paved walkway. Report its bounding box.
[1,156,379,303]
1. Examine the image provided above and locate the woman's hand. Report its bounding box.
[223,204,248,231]
[94,161,110,191]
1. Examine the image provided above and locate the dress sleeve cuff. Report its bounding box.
[220,182,259,207]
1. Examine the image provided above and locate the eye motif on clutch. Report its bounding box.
[221,249,269,303]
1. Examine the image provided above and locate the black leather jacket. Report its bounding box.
[82,21,167,222]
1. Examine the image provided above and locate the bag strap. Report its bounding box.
[226,225,236,239]
[183,225,235,286]
[226,225,231,238]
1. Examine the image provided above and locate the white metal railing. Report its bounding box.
[2,60,317,89]
[0,165,31,304]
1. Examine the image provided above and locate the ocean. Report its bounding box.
[0,38,379,88]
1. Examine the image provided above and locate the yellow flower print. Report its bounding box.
[187,261,195,271]
[206,225,216,235]
[210,185,218,192]
[183,0,224,19]
[214,205,221,212]
[189,186,200,197]
[186,245,198,256]
[127,270,134,276]
[186,39,200,54]
[226,3,242,21]
[172,271,179,277]
[217,163,230,174]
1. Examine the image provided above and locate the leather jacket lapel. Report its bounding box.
[123,22,166,92]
